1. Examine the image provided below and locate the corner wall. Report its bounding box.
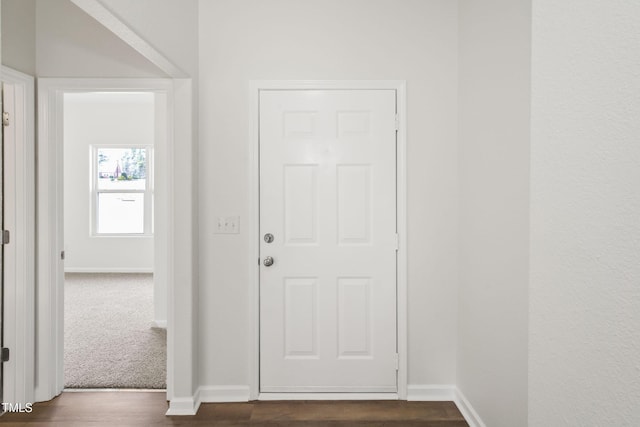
[457,1,531,425]
[529,1,640,425]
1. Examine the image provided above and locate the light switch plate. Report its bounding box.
[215,216,240,234]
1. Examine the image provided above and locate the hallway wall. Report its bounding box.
[529,0,640,425]
[198,0,460,390]
[6,1,640,422]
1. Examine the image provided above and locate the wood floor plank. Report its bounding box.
[0,392,469,426]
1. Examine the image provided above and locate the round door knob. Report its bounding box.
[263,256,274,267]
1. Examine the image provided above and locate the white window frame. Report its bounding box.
[91,144,154,236]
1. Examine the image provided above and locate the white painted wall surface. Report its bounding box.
[35,0,165,77]
[198,0,459,389]
[1,0,35,75]
[63,92,154,272]
[457,1,531,425]
[97,0,199,79]
[530,1,640,425]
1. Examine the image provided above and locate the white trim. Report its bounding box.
[248,80,408,400]
[35,78,187,404]
[248,81,260,400]
[259,393,399,401]
[63,388,166,393]
[407,384,456,401]
[69,0,186,78]
[1,67,36,406]
[198,386,251,403]
[454,388,487,427]
[35,77,66,402]
[406,385,485,427]
[395,81,408,400]
[64,268,154,274]
[151,320,167,329]
[251,80,406,91]
[166,396,200,416]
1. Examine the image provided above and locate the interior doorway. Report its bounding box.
[35,78,182,403]
[62,92,164,389]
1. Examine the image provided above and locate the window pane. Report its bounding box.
[97,193,144,234]
[97,148,147,190]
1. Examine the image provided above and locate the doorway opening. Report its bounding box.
[35,78,184,403]
[62,92,164,389]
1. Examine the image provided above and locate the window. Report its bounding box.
[92,146,153,235]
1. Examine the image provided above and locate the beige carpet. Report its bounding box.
[64,273,166,389]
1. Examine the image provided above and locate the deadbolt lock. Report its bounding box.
[264,233,274,243]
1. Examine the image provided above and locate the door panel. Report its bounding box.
[259,89,397,393]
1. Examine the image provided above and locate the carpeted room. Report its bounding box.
[64,273,166,389]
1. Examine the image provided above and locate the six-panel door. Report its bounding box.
[259,89,397,392]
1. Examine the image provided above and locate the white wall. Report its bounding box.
[529,0,640,425]
[457,1,531,425]
[198,0,459,390]
[35,0,165,77]
[1,0,35,75]
[98,0,199,79]
[63,92,154,272]
[11,0,640,419]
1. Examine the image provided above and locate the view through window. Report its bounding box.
[94,147,152,234]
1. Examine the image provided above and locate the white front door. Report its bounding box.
[259,89,398,393]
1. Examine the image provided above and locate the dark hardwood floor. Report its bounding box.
[0,391,469,426]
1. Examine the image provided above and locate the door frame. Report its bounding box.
[248,80,408,400]
[1,67,36,407]
[36,78,195,409]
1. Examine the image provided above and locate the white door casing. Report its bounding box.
[259,89,398,393]
[36,78,195,410]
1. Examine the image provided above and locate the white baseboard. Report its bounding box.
[454,388,486,427]
[259,392,398,401]
[165,396,200,416]
[407,384,456,401]
[407,385,485,427]
[197,386,251,403]
[152,320,167,328]
[64,268,154,273]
